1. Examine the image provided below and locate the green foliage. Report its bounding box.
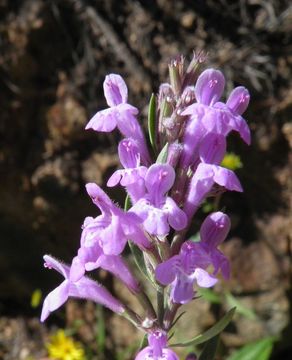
[227,337,276,360]
[148,93,157,152]
[170,307,236,348]
[199,334,220,360]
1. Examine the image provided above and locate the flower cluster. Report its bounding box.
[41,54,250,359]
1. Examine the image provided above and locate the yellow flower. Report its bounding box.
[46,329,85,360]
[221,152,243,171]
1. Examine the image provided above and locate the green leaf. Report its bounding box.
[199,334,219,360]
[138,334,148,351]
[198,288,221,304]
[225,292,257,320]
[156,143,169,163]
[227,337,276,360]
[148,93,157,152]
[170,307,236,348]
[124,193,132,211]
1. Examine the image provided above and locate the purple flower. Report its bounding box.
[70,241,140,293]
[130,164,187,236]
[156,242,217,304]
[199,211,231,278]
[182,69,250,145]
[183,163,242,220]
[86,74,150,164]
[135,331,179,360]
[41,255,124,322]
[156,212,231,304]
[107,138,147,203]
[83,183,151,255]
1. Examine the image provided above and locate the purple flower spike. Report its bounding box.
[130,164,187,236]
[41,255,124,322]
[184,163,242,220]
[135,331,179,360]
[195,69,225,106]
[85,183,151,255]
[156,242,218,304]
[70,243,140,293]
[107,138,147,203]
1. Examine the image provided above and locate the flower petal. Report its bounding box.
[103,74,128,107]
[155,256,179,285]
[200,211,231,248]
[213,165,243,192]
[165,197,187,231]
[193,268,218,287]
[199,132,226,165]
[85,108,118,132]
[40,281,69,322]
[226,86,250,115]
[195,69,225,106]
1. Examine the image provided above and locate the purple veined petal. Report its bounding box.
[98,255,140,293]
[41,281,70,322]
[164,197,187,231]
[155,255,180,285]
[107,170,123,187]
[85,107,118,132]
[180,241,211,273]
[144,207,170,236]
[183,163,215,220]
[101,214,127,255]
[226,86,250,115]
[70,256,86,282]
[193,268,218,288]
[213,165,243,192]
[170,273,195,304]
[211,249,230,279]
[180,109,206,167]
[103,74,128,107]
[163,349,180,360]
[126,179,147,204]
[195,69,225,106]
[43,255,70,279]
[229,114,251,145]
[81,215,108,247]
[200,211,231,248]
[145,164,175,206]
[116,104,142,138]
[86,183,113,210]
[149,331,167,358]
[201,109,230,136]
[69,277,125,314]
[199,132,226,165]
[135,346,152,360]
[118,138,141,169]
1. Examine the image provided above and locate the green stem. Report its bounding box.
[157,286,165,328]
[137,291,157,321]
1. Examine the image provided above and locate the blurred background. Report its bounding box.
[0,0,291,359]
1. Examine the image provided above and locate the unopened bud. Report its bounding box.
[169,55,185,95]
[185,352,198,360]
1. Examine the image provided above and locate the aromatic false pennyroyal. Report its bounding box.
[41,54,250,360]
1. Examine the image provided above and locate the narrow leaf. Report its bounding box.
[156,143,169,164]
[199,334,219,360]
[148,93,157,151]
[170,307,236,348]
[227,337,276,360]
[138,334,148,351]
[124,194,131,211]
